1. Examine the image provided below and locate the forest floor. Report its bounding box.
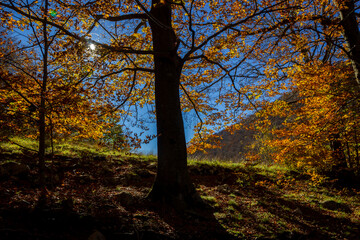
[0,144,360,239]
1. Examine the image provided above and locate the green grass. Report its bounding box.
[0,136,38,154]
[135,154,157,162]
[256,212,274,223]
[187,156,360,239]
[226,205,236,212]
[0,136,128,158]
[201,195,217,204]
[228,199,238,207]
[251,163,291,180]
[190,156,291,172]
[188,157,245,170]
[2,138,360,239]
[214,212,227,220]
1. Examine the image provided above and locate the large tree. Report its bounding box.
[83,0,288,207]
[0,0,300,207]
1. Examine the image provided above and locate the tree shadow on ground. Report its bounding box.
[0,155,236,240]
[192,167,360,240]
[146,202,237,240]
[253,187,360,239]
[2,154,360,239]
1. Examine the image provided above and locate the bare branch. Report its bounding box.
[134,0,171,30]
[96,13,148,21]
[183,1,290,60]
[180,83,204,142]
[0,2,157,55]
[194,54,259,111]
[89,67,154,90]
[111,70,139,113]
[179,0,196,51]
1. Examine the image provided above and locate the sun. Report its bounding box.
[89,43,96,50]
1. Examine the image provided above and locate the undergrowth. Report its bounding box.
[0,138,359,239]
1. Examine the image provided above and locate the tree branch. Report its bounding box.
[0,74,38,109]
[96,13,148,21]
[134,0,171,30]
[183,1,292,60]
[111,70,139,113]
[194,54,259,111]
[180,83,204,142]
[0,2,157,55]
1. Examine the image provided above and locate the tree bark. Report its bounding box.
[38,0,49,198]
[335,0,360,87]
[330,133,347,168]
[147,0,199,208]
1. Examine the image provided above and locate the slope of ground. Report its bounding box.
[190,115,257,161]
[0,144,359,239]
[191,92,299,161]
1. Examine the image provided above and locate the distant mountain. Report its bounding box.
[191,91,299,161]
[191,115,257,161]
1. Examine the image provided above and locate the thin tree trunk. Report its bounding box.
[331,133,347,168]
[38,0,49,197]
[346,141,352,168]
[50,117,54,156]
[354,127,360,168]
[147,0,199,208]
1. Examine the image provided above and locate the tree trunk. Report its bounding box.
[38,0,49,199]
[354,127,360,168]
[335,0,360,87]
[147,0,199,208]
[39,95,46,186]
[346,141,352,168]
[330,133,347,168]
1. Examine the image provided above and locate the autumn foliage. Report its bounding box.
[1,0,360,196]
[253,60,359,173]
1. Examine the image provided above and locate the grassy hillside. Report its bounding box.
[0,140,359,239]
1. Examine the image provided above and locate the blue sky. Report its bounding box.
[132,110,196,155]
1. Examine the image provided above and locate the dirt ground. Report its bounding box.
[0,153,359,239]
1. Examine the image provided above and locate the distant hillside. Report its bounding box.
[191,91,299,161]
[191,115,257,161]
